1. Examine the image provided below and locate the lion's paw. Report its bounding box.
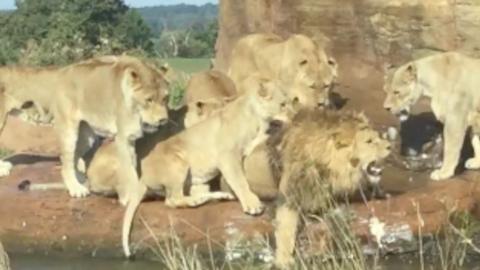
[465,158,480,170]
[0,161,12,178]
[241,194,264,215]
[66,182,90,198]
[430,169,453,181]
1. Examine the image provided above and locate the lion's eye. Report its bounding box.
[300,60,308,66]
[393,90,400,95]
[146,97,154,103]
[366,139,373,144]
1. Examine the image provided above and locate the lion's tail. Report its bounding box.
[122,182,147,259]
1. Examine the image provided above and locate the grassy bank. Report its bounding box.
[162,58,211,74]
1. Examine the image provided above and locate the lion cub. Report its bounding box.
[120,74,292,257]
[272,109,391,269]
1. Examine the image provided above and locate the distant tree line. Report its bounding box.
[137,3,218,58]
[0,1,219,66]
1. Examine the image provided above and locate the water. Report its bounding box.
[10,254,480,270]
[10,254,160,270]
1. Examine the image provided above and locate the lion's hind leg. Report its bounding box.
[465,134,480,170]
[166,179,234,208]
[431,115,468,180]
[465,115,480,170]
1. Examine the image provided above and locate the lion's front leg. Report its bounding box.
[274,204,299,269]
[431,117,467,181]
[219,156,264,215]
[57,121,90,197]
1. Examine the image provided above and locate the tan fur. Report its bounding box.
[116,74,292,258]
[183,70,238,128]
[184,70,237,104]
[383,52,480,180]
[0,55,169,197]
[273,109,391,269]
[228,33,338,108]
[181,70,278,199]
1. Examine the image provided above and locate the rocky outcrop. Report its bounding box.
[215,0,480,71]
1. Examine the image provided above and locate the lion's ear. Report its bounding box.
[383,63,395,73]
[332,131,352,149]
[335,140,349,149]
[405,64,417,81]
[121,67,142,106]
[257,81,269,98]
[195,101,205,115]
[357,111,369,124]
[327,57,337,68]
[159,63,170,75]
[124,68,140,85]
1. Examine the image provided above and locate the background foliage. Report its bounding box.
[0,1,219,66]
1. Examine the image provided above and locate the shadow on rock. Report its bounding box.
[4,154,59,165]
[330,91,348,110]
[399,112,474,175]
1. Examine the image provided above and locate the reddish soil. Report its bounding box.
[1,63,480,259]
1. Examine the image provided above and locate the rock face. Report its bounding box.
[215,0,480,71]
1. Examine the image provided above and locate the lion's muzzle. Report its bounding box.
[365,161,384,184]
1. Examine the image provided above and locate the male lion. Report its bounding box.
[0,55,169,197]
[119,73,292,257]
[228,33,338,108]
[383,52,480,180]
[272,109,391,269]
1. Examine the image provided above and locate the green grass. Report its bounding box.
[0,148,12,159]
[162,58,211,74]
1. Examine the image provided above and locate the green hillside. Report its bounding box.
[135,3,218,36]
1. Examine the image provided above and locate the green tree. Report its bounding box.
[0,0,154,65]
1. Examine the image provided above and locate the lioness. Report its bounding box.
[183,70,237,128]
[120,74,292,257]
[383,52,480,180]
[0,55,169,197]
[181,70,279,199]
[272,109,391,268]
[228,33,337,108]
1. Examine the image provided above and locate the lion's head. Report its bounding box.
[118,56,170,133]
[279,110,391,204]
[184,97,234,128]
[345,114,392,184]
[241,74,292,124]
[383,63,421,122]
[285,34,338,108]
